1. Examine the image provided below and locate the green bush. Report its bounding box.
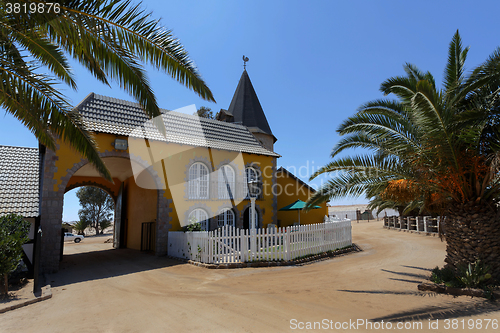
[0,214,30,294]
[183,222,203,232]
[431,266,455,284]
[457,260,492,289]
[430,266,465,288]
[431,261,493,289]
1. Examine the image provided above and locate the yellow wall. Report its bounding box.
[124,176,157,250]
[65,176,122,200]
[136,138,276,230]
[53,133,120,191]
[53,132,277,249]
[276,170,328,227]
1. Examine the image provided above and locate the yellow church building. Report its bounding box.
[0,69,327,273]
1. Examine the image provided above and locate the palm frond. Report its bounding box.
[444,30,469,94]
[0,0,215,181]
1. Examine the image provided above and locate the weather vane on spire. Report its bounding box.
[243,55,249,69]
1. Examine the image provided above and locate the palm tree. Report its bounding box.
[72,220,89,235]
[0,0,215,180]
[307,31,500,280]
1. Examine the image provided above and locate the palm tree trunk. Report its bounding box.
[444,201,500,282]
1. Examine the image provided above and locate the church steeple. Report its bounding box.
[226,69,277,151]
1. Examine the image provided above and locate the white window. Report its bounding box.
[244,167,259,198]
[217,208,235,227]
[188,163,209,199]
[188,209,209,231]
[218,165,235,199]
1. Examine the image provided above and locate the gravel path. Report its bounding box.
[1,222,499,332]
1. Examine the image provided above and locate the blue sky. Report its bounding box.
[1,1,500,221]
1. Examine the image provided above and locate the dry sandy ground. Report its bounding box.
[1,222,500,333]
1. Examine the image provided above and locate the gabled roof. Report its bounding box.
[227,70,276,142]
[75,93,279,157]
[277,167,316,193]
[0,145,39,218]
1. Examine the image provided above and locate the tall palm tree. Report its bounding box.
[0,0,215,180]
[307,31,500,280]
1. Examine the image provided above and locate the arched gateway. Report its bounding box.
[40,148,172,272]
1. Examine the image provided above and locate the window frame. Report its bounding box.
[217,208,235,228]
[188,162,209,199]
[218,164,235,199]
[244,166,259,199]
[188,208,209,231]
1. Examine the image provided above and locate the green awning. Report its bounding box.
[279,200,321,225]
[279,199,320,211]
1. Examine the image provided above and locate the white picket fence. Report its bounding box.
[168,219,352,264]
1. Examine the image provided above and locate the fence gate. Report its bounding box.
[141,222,156,252]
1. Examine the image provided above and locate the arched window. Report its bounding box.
[188,209,209,231]
[188,163,209,199]
[244,166,259,198]
[217,208,235,227]
[218,165,235,199]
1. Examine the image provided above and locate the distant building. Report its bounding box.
[328,204,399,220]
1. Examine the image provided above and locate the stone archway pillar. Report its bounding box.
[155,191,172,256]
[40,147,64,273]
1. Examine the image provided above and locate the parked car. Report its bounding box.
[64,232,84,243]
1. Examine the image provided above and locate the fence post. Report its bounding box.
[423,216,428,233]
[241,228,248,262]
[208,231,212,264]
[285,226,290,261]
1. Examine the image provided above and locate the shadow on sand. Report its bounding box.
[50,248,183,288]
[339,265,500,321]
[380,268,429,280]
[370,301,500,322]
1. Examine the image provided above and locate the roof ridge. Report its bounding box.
[74,92,96,111]
[89,93,250,131]
[277,167,316,193]
[165,110,249,130]
[0,145,38,150]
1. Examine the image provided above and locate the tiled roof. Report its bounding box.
[0,146,39,218]
[75,93,280,157]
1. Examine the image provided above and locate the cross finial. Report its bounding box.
[243,55,249,69]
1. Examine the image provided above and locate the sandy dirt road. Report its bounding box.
[1,221,499,333]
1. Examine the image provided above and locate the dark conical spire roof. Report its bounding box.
[227,70,275,142]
